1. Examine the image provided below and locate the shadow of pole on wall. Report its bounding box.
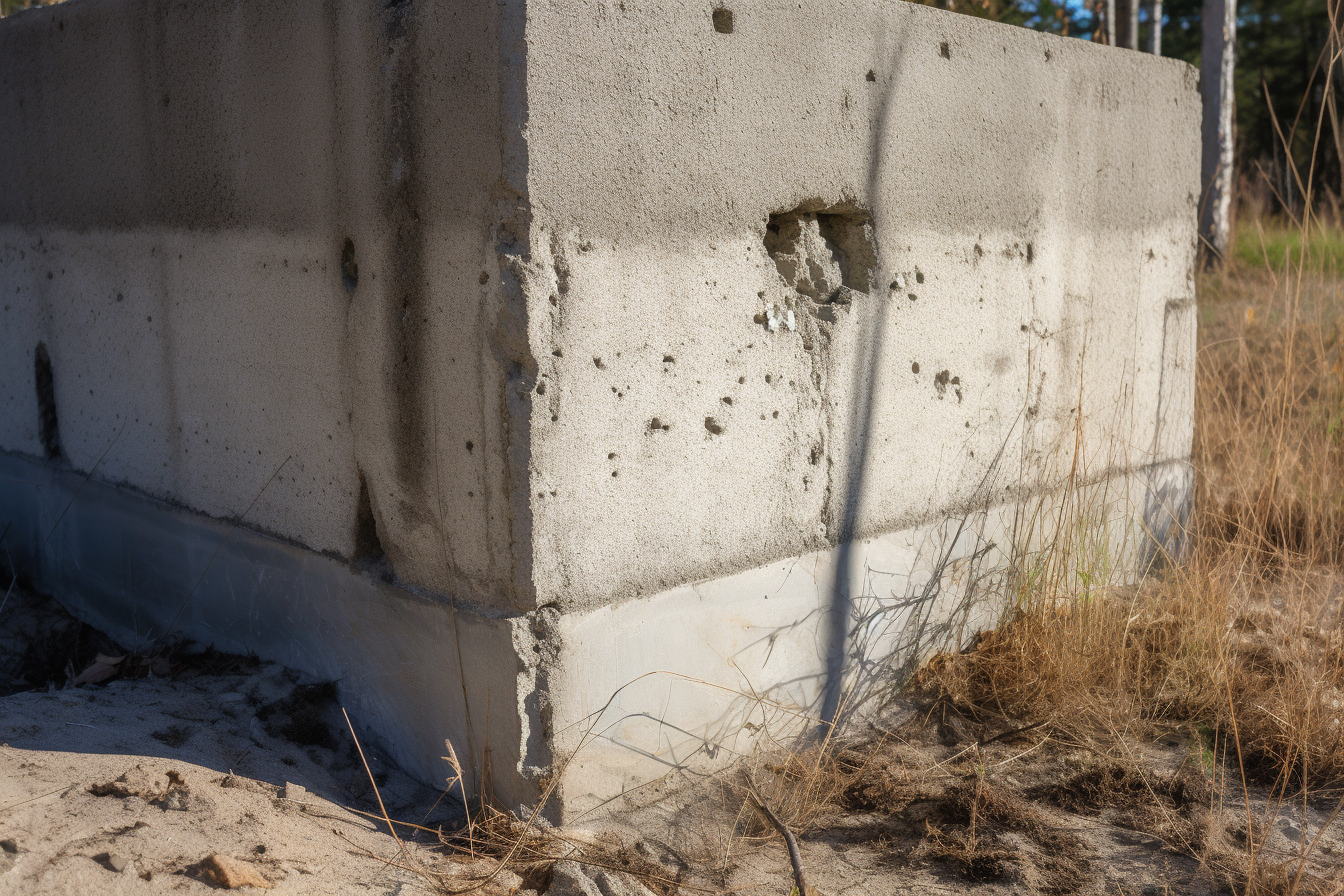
[816,28,904,734]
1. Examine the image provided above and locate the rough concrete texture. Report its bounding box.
[0,0,1199,819]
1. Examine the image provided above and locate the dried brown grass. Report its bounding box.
[921,253,1344,789]
[904,241,1344,894]
[729,225,1344,895]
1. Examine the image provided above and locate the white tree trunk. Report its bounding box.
[1200,0,1237,261]
[1149,0,1164,54]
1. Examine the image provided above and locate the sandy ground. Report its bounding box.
[604,724,1344,895]
[0,583,458,894]
[3,583,1342,895]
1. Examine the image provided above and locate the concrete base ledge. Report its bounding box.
[0,449,1191,820]
[0,450,530,808]
[548,458,1191,817]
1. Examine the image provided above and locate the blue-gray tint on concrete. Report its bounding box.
[0,450,532,809]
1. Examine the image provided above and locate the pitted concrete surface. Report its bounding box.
[0,0,1199,819]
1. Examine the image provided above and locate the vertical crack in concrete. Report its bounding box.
[493,0,538,615]
[491,0,553,809]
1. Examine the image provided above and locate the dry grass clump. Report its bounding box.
[880,235,1344,895]
[918,777,1091,891]
[422,787,684,896]
[918,250,1344,797]
[1027,755,1210,817]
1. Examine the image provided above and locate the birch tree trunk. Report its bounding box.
[1200,0,1237,262]
[1148,0,1164,54]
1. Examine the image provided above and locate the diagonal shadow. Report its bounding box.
[817,21,908,731]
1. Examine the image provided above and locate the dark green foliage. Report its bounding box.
[1164,0,1343,217]
[0,0,45,17]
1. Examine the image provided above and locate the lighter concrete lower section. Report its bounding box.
[542,458,1191,818]
[0,449,1190,821]
[0,450,533,810]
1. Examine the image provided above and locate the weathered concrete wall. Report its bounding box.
[0,0,526,610]
[517,0,1198,613]
[0,0,1199,820]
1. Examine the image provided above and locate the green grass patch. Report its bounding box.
[1233,220,1344,273]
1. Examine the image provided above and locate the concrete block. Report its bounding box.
[0,0,1198,819]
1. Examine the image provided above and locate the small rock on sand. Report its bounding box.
[190,853,274,889]
[546,861,655,896]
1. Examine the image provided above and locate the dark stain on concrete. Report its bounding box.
[382,0,431,495]
[352,468,386,565]
[341,237,358,291]
[33,342,60,461]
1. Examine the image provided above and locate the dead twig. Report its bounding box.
[744,775,807,896]
[976,719,1046,748]
[342,707,406,858]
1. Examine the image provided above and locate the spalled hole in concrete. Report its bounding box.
[340,238,358,291]
[865,70,876,81]
[764,204,876,302]
[912,362,920,374]
[663,355,675,363]
[33,343,60,461]
[593,357,606,369]
[352,470,386,565]
[940,40,951,58]
[704,417,724,435]
[712,7,733,33]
